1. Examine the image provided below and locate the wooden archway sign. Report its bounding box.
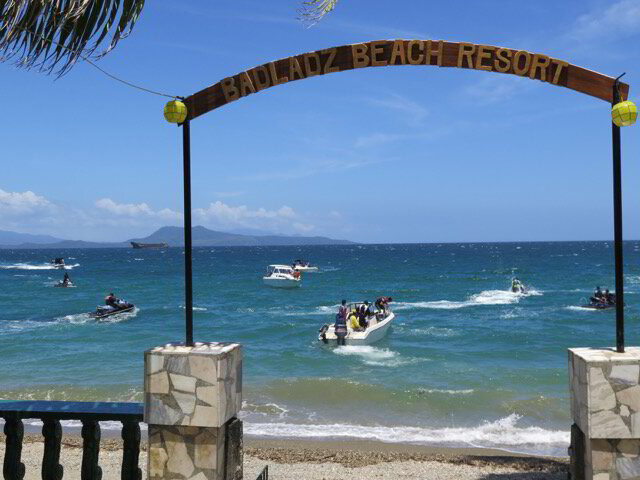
[184,40,630,120]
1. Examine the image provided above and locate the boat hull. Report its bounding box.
[263,277,301,288]
[293,266,318,272]
[130,242,168,249]
[319,312,394,346]
[89,305,135,319]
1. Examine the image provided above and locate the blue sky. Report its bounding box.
[1,0,639,243]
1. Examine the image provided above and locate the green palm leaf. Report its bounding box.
[299,0,339,25]
[0,0,146,75]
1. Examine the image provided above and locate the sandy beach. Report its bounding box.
[0,433,568,479]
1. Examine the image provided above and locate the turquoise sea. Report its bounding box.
[1,242,639,456]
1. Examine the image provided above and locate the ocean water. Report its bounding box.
[0,241,638,456]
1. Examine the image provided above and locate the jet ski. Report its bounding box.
[52,258,65,268]
[89,301,135,319]
[583,302,615,310]
[55,280,74,288]
[583,291,618,310]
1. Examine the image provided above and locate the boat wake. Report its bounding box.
[0,263,80,271]
[394,288,542,311]
[243,413,569,456]
[333,346,424,367]
[565,306,600,312]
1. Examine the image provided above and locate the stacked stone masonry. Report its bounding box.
[144,342,243,428]
[144,342,243,480]
[569,347,640,480]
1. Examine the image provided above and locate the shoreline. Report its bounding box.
[2,432,568,479]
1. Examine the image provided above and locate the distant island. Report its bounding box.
[0,226,353,249]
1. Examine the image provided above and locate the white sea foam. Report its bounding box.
[244,414,569,456]
[414,388,474,395]
[394,289,537,311]
[565,306,599,312]
[403,326,458,337]
[0,263,80,271]
[333,346,422,367]
[12,419,148,432]
[180,306,207,311]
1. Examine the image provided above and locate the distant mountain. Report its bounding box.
[129,226,353,247]
[0,230,65,245]
[0,226,353,249]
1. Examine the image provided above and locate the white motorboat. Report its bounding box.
[292,259,318,272]
[318,302,394,346]
[263,265,301,288]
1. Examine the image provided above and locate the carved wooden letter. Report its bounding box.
[268,62,288,85]
[427,40,443,66]
[407,40,424,65]
[370,40,387,66]
[304,52,322,76]
[494,48,512,73]
[251,66,271,90]
[352,44,370,68]
[238,72,256,96]
[475,45,495,71]
[221,77,240,103]
[513,50,531,76]
[322,48,339,73]
[551,59,569,85]
[390,40,406,65]
[457,43,475,68]
[288,57,305,80]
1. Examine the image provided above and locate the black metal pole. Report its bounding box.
[611,77,624,353]
[182,119,194,346]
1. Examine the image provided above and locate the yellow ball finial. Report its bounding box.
[164,100,188,124]
[612,100,637,127]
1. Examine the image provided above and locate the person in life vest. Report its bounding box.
[375,296,392,313]
[334,300,349,346]
[293,270,301,279]
[105,292,118,308]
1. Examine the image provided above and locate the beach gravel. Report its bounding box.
[0,434,567,480]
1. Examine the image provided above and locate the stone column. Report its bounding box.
[569,347,640,480]
[144,342,243,480]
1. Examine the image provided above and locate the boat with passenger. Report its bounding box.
[52,258,65,268]
[318,301,394,346]
[263,265,301,288]
[89,293,135,319]
[292,259,318,272]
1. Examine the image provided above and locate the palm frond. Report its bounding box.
[0,0,146,75]
[298,0,339,26]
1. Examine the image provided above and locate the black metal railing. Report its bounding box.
[0,401,143,480]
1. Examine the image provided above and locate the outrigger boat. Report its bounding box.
[89,301,135,319]
[292,259,318,272]
[318,302,394,346]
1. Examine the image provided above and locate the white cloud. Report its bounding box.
[214,191,244,198]
[462,73,535,105]
[95,198,182,221]
[365,93,428,126]
[569,0,640,42]
[194,201,295,224]
[293,222,315,233]
[354,132,406,148]
[0,189,55,216]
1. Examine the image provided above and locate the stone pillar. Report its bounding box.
[144,342,243,480]
[569,347,640,480]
